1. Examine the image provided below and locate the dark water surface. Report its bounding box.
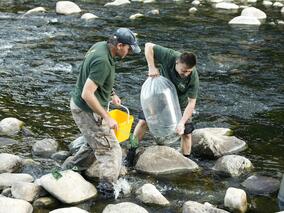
[0,0,283,212]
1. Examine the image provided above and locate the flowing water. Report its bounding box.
[0,0,283,212]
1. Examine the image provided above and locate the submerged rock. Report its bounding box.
[32,138,58,158]
[241,7,267,19]
[0,117,24,136]
[241,175,280,195]
[33,196,59,208]
[105,0,131,6]
[0,153,22,173]
[229,16,261,25]
[24,7,46,15]
[135,146,199,175]
[183,201,229,213]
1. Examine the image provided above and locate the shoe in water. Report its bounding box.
[97,180,115,199]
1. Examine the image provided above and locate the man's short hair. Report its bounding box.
[107,36,119,46]
[179,52,197,69]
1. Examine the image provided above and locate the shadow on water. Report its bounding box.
[0,0,284,212]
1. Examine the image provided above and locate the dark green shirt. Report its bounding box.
[72,41,115,112]
[153,45,199,109]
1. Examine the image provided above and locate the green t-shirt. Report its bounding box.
[72,41,115,112]
[153,45,199,109]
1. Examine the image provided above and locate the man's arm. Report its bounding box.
[81,78,118,129]
[145,42,160,77]
[176,98,196,135]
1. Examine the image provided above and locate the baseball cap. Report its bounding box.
[114,28,141,54]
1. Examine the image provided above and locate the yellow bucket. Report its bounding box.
[108,102,134,143]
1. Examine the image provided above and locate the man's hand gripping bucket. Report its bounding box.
[108,102,134,142]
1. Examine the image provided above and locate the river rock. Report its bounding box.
[189,7,198,13]
[136,183,169,206]
[212,155,253,177]
[24,7,46,15]
[105,0,131,6]
[274,2,284,7]
[241,175,280,195]
[0,153,22,173]
[1,187,12,197]
[81,13,98,20]
[50,207,89,213]
[0,137,18,145]
[0,117,24,136]
[215,2,239,10]
[229,16,261,25]
[0,197,33,213]
[183,201,229,213]
[32,138,58,158]
[224,187,247,213]
[0,173,33,190]
[11,182,42,202]
[38,170,97,204]
[135,146,199,175]
[51,151,70,161]
[102,202,148,213]
[263,0,273,6]
[192,128,247,158]
[192,0,201,6]
[56,1,81,15]
[281,7,284,13]
[241,7,267,19]
[147,9,159,15]
[33,196,58,208]
[130,13,144,19]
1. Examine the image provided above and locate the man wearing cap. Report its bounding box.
[132,42,198,159]
[67,28,140,199]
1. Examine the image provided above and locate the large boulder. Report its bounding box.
[224,187,247,213]
[102,202,148,213]
[0,117,24,136]
[0,197,33,213]
[0,173,33,190]
[135,146,199,175]
[241,175,280,195]
[192,128,247,158]
[38,170,97,204]
[0,153,22,173]
[136,183,169,206]
[56,1,81,15]
[50,207,89,213]
[32,138,58,158]
[182,201,229,213]
[212,155,253,177]
[241,7,267,19]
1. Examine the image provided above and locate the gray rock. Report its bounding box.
[0,173,33,190]
[241,7,267,19]
[224,187,247,213]
[0,117,24,136]
[241,175,280,195]
[11,182,42,202]
[33,196,58,208]
[229,16,261,25]
[135,146,199,175]
[0,153,22,173]
[32,138,58,158]
[56,1,81,15]
[50,207,89,213]
[213,155,253,177]
[102,202,148,213]
[136,183,169,206]
[0,137,18,146]
[192,128,247,158]
[0,197,33,213]
[215,2,239,10]
[105,0,131,6]
[81,13,98,20]
[51,151,70,161]
[24,7,46,15]
[38,170,97,204]
[183,201,229,213]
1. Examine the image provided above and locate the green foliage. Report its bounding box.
[128,133,139,149]
[51,169,62,180]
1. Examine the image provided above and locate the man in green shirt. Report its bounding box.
[133,42,199,158]
[67,28,140,199]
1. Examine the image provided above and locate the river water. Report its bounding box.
[0,0,283,212]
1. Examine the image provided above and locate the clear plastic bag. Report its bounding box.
[141,76,182,137]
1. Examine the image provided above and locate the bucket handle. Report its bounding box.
[107,101,130,123]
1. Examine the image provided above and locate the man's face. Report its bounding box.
[175,60,193,78]
[116,43,132,59]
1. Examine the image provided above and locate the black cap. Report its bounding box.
[114,28,141,54]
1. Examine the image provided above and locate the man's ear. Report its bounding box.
[117,43,123,50]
